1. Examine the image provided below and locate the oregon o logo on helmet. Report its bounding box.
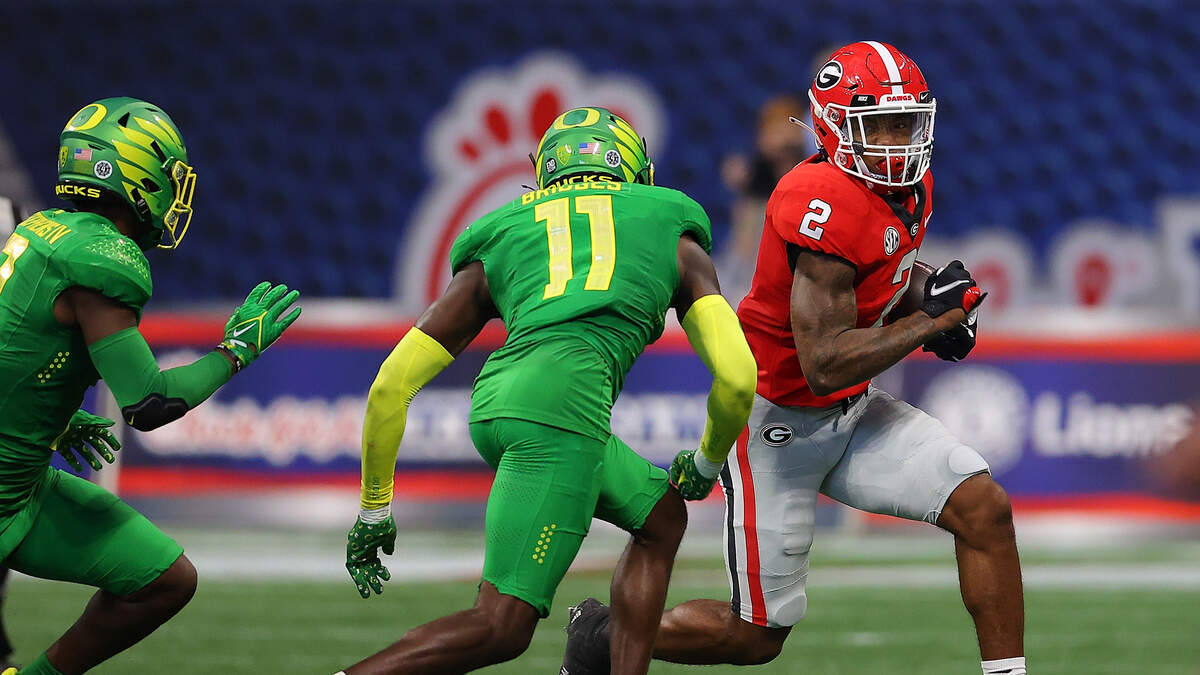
[760,424,793,447]
[93,160,113,179]
[815,60,843,91]
[884,226,900,255]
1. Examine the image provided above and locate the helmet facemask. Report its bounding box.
[814,91,935,189]
[158,158,196,249]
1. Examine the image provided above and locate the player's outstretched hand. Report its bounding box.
[921,260,986,320]
[669,449,718,501]
[923,306,979,362]
[346,515,397,599]
[218,281,302,371]
[53,409,121,472]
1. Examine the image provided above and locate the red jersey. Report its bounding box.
[737,155,933,407]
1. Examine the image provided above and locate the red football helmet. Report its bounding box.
[808,41,936,190]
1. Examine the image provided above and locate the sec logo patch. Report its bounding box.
[760,424,793,447]
[884,226,900,256]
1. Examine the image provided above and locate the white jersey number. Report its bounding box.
[798,199,831,241]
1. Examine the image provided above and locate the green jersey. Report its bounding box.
[0,209,151,517]
[450,179,712,440]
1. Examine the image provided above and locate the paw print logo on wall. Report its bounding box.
[393,51,666,313]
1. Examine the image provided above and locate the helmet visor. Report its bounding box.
[159,159,196,250]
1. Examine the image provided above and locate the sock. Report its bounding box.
[982,656,1026,675]
[19,653,64,675]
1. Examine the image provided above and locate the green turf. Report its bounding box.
[7,569,1198,674]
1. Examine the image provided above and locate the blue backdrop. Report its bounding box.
[1,0,1197,300]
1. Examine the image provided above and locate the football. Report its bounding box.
[884,260,936,324]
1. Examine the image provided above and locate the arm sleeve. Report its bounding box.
[88,327,234,431]
[680,294,757,466]
[360,327,454,510]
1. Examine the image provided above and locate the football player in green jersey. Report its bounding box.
[0,192,26,672]
[339,107,757,674]
[0,98,301,675]
[0,193,32,671]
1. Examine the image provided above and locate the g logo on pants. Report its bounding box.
[760,424,793,447]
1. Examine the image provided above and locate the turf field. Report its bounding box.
[7,524,1199,674]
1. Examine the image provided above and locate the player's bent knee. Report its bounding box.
[474,589,538,661]
[728,620,788,665]
[484,614,535,662]
[942,476,1015,546]
[137,554,198,608]
[634,488,687,548]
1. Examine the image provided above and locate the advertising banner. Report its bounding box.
[114,315,1199,511]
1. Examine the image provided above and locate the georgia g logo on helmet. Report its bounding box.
[807,41,936,190]
[814,60,843,91]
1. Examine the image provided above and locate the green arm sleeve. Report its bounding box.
[88,327,234,431]
[681,294,757,465]
[361,327,454,510]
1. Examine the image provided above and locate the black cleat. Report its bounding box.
[561,597,612,675]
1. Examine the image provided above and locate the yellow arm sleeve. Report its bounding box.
[681,294,757,466]
[360,327,454,510]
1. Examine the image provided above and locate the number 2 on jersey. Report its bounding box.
[536,195,616,299]
[798,198,832,241]
[873,248,919,327]
[0,233,29,296]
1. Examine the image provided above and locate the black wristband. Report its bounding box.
[214,343,243,373]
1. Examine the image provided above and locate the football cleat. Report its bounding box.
[2,667,16,675]
[561,597,612,675]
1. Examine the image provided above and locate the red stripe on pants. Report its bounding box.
[735,428,767,625]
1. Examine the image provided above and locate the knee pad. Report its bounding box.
[773,592,808,627]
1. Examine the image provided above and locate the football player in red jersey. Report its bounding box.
[563,42,1026,675]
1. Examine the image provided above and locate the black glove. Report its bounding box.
[922,260,986,318]
[923,307,978,362]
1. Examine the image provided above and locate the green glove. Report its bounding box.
[669,449,718,501]
[346,516,397,599]
[217,281,302,371]
[53,409,121,473]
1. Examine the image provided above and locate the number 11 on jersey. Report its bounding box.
[536,195,616,299]
[0,233,30,296]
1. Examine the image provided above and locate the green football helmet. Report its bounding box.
[56,97,195,250]
[533,107,653,188]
